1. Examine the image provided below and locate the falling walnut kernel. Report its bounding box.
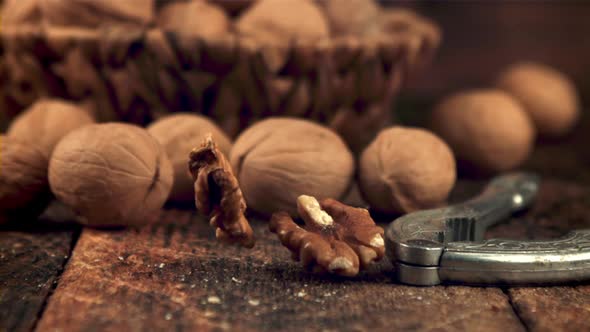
[269,195,385,277]
[189,135,255,248]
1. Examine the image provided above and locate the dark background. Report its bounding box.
[389,2,590,103]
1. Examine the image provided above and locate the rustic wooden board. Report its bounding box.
[36,210,525,332]
[0,203,78,332]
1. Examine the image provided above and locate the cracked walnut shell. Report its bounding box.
[270,195,385,277]
[189,135,255,248]
[48,123,173,226]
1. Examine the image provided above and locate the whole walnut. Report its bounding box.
[359,127,456,214]
[39,0,155,28]
[317,0,380,37]
[147,113,232,203]
[430,89,535,174]
[230,118,354,216]
[48,123,173,227]
[157,0,230,40]
[236,0,330,71]
[0,136,51,224]
[8,99,95,159]
[496,62,580,137]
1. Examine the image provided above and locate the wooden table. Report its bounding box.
[2,114,590,332]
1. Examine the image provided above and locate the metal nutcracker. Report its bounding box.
[386,172,590,286]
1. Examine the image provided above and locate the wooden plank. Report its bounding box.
[36,208,524,331]
[501,180,590,332]
[0,203,78,332]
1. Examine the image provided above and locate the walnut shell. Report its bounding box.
[496,62,580,137]
[230,118,354,216]
[157,0,230,40]
[39,0,155,28]
[7,99,95,159]
[0,136,51,224]
[317,0,380,37]
[430,89,535,174]
[236,0,329,71]
[147,113,232,203]
[48,123,173,227]
[359,127,456,214]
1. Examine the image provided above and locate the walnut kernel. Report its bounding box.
[270,195,385,276]
[189,135,254,248]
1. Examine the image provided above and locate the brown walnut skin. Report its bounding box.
[496,62,580,137]
[157,0,230,40]
[235,0,330,71]
[317,0,380,37]
[8,99,95,159]
[430,89,535,174]
[270,195,385,277]
[189,135,255,248]
[0,136,51,224]
[48,123,173,227]
[229,118,354,216]
[147,113,232,203]
[359,126,456,214]
[39,0,155,28]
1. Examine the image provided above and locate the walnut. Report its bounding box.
[229,118,354,216]
[0,136,51,224]
[358,126,456,214]
[7,99,95,159]
[148,113,232,203]
[157,0,230,40]
[48,123,173,227]
[430,89,535,174]
[39,0,155,28]
[496,62,580,137]
[189,135,255,248]
[235,0,330,72]
[317,0,380,37]
[270,195,385,276]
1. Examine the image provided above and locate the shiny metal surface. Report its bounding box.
[385,173,590,285]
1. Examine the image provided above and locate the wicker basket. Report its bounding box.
[0,5,440,152]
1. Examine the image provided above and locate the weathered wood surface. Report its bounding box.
[32,117,590,332]
[36,212,526,332]
[0,204,78,332]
